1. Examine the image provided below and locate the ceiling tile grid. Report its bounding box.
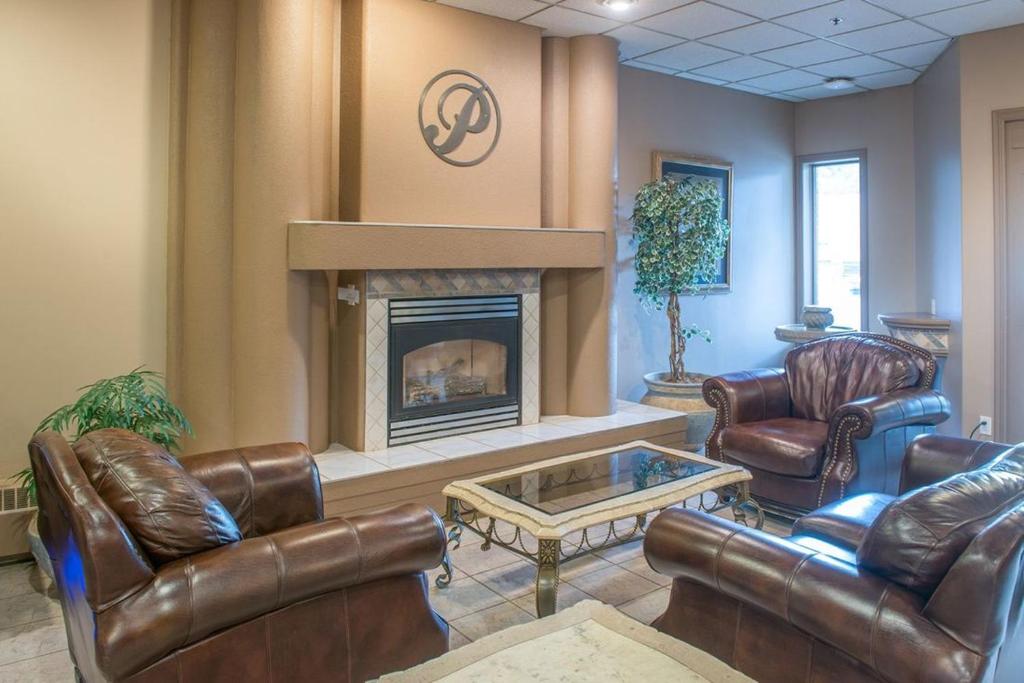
[429,0,1024,100]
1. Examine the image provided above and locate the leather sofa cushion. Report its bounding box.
[74,429,242,564]
[720,418,828,478]
[858,444,1024,595]
[786,336,920,422]
[791,493,895,551]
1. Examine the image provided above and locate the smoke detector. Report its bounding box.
[823,77,856,90]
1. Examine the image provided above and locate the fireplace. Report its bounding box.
[388,295,522,445]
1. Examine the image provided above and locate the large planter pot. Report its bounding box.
[640,371,715,452]
[27,513,54,580]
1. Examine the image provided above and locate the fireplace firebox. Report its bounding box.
[388,295,521,445]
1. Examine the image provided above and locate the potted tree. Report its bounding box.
[631,176,730,450]
[14,368,192,577]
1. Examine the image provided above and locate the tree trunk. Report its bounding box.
[667,292,686,382]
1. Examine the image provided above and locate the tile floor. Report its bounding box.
[0,513,789,681]
[0,562,70,682]
[425,511,790,651]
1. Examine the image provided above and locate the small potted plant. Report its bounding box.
[631,176,730,449]
[14,368,192,576]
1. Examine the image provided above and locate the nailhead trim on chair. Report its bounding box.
[817,414,865,507]
[703,386,730,462]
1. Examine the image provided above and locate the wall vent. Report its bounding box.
[0,485,34,513]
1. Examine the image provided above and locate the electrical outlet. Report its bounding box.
[979,415,993,437]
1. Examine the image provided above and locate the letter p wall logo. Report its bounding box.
[418,70,501,167]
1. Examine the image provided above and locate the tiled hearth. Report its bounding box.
[316,400,680,481]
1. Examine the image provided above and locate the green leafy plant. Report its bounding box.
[631,176,730,383]
[13,368,193,503]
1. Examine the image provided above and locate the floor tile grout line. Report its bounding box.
[447,594,536,631]
[0,647,70,670]
[0,615,64,633]
[615,581,670,608]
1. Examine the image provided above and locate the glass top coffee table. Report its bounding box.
[437,440,762,617]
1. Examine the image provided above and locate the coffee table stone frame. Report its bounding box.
[436,440,763,617]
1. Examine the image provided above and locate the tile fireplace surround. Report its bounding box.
[362,269,540,451]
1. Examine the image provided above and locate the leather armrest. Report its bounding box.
[900,434,1011,494]
[181,442,323,537]
[786,491,892,548]
[790,492,894,551]
[95,503,446,680]
[702,369,790,425]
[832,388,951,440]
[645,508,978,681]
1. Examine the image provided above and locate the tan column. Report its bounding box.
[307,0,340,453]
[232,0,314,446]
[166,0,187,417]
[541,37,570,415]
[566,35,618,416]
[177,0,237,453]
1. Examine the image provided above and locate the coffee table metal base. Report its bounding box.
[436,482,763,617]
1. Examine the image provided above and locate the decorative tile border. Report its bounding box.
[522,292,540,426]
[877,313,951,358]
[366,269,540,299]
[885,327,950,357]
[362,270,541,451]
[364,298,390,451]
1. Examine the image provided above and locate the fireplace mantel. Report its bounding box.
[288,221,606,270]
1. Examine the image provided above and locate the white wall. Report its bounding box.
[914,44,963,434]
[616,66,795,400]
[0,0,170,475]
[794,86,918,333]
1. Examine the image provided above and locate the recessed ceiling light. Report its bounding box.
[600,0,639,11]
[823,77,856,90]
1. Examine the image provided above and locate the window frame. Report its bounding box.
[795,149,869,331]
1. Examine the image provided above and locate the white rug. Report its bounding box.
[378,600,753,683]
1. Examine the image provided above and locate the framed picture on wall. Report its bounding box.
[652,151,733,292]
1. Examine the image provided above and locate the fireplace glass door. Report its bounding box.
[403,339,508,409]
[388,295,521,444]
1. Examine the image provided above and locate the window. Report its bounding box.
[797,152,867,330]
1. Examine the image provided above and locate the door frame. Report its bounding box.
[993,108,1024,443]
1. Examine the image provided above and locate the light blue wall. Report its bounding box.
[914,44,963,435]
[616,66,795,402]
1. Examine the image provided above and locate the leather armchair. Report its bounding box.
[644,435,1024,683]
[704,333,950,515]
[29,432,449,683]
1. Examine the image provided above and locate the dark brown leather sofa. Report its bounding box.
[703,333,950,516]
[644,434,1024,683]
[29,430,449,683]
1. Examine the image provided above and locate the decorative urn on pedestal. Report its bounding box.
[630,175,730,452]
[801,305,834,329]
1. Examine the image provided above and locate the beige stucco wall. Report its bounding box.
[616,66,795,400]
[958,24,1024,441]
[794,86,918,333]
[0,0,170,476]
[914,43,962,435]
[346,0,542,227]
